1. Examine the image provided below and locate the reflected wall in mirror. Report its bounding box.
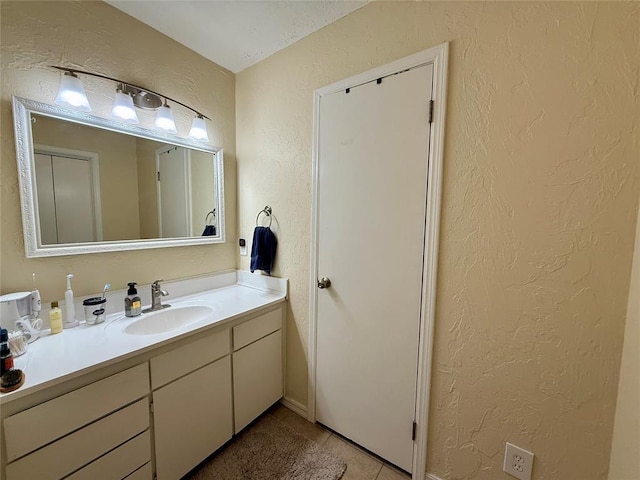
[13,97,225,258]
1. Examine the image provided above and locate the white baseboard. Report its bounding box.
[426,474,444,480]
[280,396,308,418]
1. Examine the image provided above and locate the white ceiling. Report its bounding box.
[106,1,369,73]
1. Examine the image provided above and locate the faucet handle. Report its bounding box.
[152,279,164,287]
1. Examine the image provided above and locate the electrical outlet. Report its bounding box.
[503,442,534,480]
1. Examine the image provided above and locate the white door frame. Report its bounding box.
[34,144,104,242]
[309,42,448,480]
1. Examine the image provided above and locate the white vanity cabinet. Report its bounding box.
[150,329,233,480]
[0,298,285,480]
[2,364,151,480]
[232,307,284,432]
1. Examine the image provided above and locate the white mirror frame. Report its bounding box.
[12,96,225,258]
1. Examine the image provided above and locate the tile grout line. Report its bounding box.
[373,462,384,480]
[382,463,412,480]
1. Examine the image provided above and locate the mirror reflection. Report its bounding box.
[31,114,218,245]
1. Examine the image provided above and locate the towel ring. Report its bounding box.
[205,209,216,226]
[256,205,273,228]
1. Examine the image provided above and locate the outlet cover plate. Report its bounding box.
[503,442,534,480]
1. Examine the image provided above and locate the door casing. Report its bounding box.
[309,42,449,480]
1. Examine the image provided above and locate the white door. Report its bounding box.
[157,146,191,238]
[52,155,96,244]
[315,64,433,472]
[34,153,58,245]
[34,153,96,244]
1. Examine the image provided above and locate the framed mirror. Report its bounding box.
[12,96,225,258]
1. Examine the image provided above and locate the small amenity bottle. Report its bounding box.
[49,301,63,334]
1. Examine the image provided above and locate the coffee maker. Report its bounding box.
[0,291,42,343]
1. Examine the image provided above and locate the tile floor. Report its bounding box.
[270,403,411,480]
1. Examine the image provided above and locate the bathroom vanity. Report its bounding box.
[0,271,287,480]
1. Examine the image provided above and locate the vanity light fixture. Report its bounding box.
[154,100,177,134]
[51,66,210,141]
[111,84,139,124]
[54,71,91,112]
[188,115,210,142]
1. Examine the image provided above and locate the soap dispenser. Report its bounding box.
[125,282,141,317]
[64,274,79,328]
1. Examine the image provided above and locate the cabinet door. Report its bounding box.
[233,330,283,433]
[153,356,232,480]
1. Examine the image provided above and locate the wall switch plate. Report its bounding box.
[503,442,534,480]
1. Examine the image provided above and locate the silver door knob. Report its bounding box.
[317,277,331,289]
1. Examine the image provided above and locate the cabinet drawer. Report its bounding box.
[125,463,152,480]
[150,328,230,389]
[66,430,151,480]
[233,307,282,350]
[6,398,149,480]
[4,363,149,462]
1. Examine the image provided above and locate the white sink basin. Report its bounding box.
[124,305,216,335]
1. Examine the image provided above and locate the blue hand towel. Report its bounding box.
[250,226,278,275]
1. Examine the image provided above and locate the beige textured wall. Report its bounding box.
[1,1,236,301]
[236,2,640,479]
[609,203,640,479]
[32,115,142,241]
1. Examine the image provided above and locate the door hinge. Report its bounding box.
[428,100,434,124]
[150,402,154,413]
[412,421,417,441]
[157,171,161,181]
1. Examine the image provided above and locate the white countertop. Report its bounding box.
[1,271,287,405]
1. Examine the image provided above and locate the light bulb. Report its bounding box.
[188,115,209,142]
[154,102,177,134]
[111,86,139,124]
[55,72,91,112]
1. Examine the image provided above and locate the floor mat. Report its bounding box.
[188,413,346,480]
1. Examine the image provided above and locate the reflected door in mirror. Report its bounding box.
[34,152,101,244]
[158,146,190,238]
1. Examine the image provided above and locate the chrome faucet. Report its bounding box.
[142,279,171,313]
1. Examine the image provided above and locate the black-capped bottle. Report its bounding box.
[0,329,14,376]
